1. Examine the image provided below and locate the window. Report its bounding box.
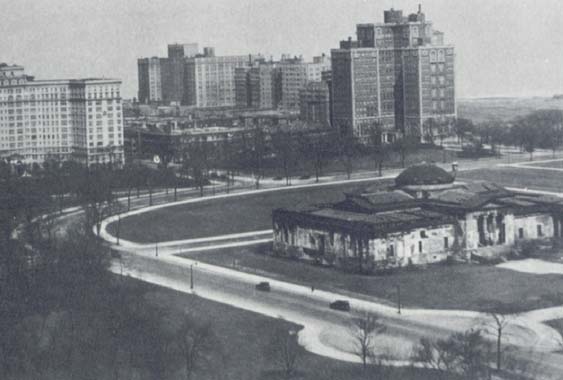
[420,231,427,238]
[444,237,449,249]
[518,228,524,239]
[387,244,395,257]
[418,241,423,253]
[537,225,543,237]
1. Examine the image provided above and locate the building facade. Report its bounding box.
[279,55,331,110]
[235,62,282,110]
[137,57,163,103]
[299,81,331,128]
[273,164,563,271]
[331,6,456,141]
[184,53,255,108]
[138,43,200,106]
[0,63,124,165]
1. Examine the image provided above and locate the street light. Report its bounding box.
[155,242,158,257]
[190,264,194,290]
[396,285,401,315]
[116,214,121,245]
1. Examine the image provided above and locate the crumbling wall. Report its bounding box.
[513,213,554,241]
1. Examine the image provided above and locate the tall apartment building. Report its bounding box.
[168,43,198,59]
[184,52,257,108]
[331,6,456,141]
[235,61,282,109]
[0,63,124,165]
[137,57,163,103]
[279,55,331,110]
[138,43,199,105]
[299,81,331,127]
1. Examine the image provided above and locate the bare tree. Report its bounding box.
[349,313,386,369]
[271,128,297,185]
[412,337,456,380]
[176,313,218,380]
[413,329,491,380]
[368,123,390,177]
[266,327,302,379]
[393,134,418,168]
[479,303,520,372]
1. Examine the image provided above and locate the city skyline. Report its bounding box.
[2,0,562,99]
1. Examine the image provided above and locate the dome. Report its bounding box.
[395,163,454,187]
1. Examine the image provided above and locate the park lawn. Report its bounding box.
[458,167,563,193]
[183,244,563,313]
[525,160,563,169]
[109,179,394,243]
[140,279,443,380]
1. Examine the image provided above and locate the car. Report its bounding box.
[329,300,351,311]
[255,282,271,292]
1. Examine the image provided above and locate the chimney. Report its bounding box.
[418,4,422,13]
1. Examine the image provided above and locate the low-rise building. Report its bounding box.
[273,164,563,271]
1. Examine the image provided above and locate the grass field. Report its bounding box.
[109,179,394,243]
[525,160,563,169]
[457,97,563,123]
[185,244,563,313]
[458,167,563,192]
[142,280,442,380]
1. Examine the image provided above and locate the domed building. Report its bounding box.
[273,164,563,271]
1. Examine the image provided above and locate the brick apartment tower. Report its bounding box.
[331,5,456,142]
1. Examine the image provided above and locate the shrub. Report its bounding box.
[516,240,542,258]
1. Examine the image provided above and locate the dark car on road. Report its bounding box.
[329,300,350,311]
[255,282,271,292]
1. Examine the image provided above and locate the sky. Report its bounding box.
[1,0,562,99]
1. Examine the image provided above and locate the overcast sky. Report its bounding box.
[2,0,562,99]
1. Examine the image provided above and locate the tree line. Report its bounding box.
[435,110,563,159]
[0,163,228,380]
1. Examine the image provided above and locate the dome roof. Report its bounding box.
[395,164,454,187]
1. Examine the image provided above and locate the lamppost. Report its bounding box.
[155,242,158,257]
[396,285,401,315]
[116,214,121,245]
[190,264,194,290]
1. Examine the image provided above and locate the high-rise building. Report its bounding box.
[184,52,257,108]
[299,81,331,128]
[279,55,331,110]
[0,63,124,165]
[137,57,163,103]
[234,67,251,108]
[168,43,198,59]
[138,43,199,106]
[331,6,456,141]
[235,61,282,110]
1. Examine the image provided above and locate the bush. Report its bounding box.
[516,240,542,258]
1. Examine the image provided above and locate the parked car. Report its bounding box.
[329,300,350,311]
[255,282,271,292]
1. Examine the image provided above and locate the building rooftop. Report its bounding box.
[395,163,455,187]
